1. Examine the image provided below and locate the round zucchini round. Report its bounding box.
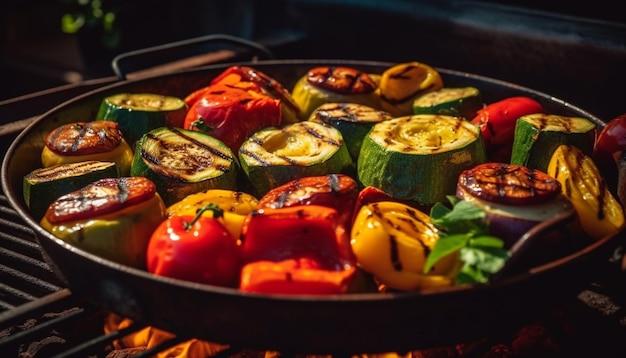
[238,121,353,197]
[510,114,597,172]
[308,102,393,162]
[96,93,188,147]
[357,114,487,205]
[23,161,120,221]
[130,127,239,206]
[412,86,483,119]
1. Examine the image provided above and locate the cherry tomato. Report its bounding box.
[471,96,543,162]
[146,205,241,288]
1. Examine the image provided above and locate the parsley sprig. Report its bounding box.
[424,196,510,285]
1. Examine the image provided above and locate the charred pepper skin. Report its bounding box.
[239,205,356,295]
[548,144,625,240]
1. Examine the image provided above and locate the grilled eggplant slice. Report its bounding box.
[130,127,239,206]
[239,121,353,197]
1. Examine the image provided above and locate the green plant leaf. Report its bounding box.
[423,233,468,273]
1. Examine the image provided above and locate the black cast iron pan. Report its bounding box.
[2,59,623,354]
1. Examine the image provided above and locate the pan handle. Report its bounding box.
[111,34,275,80]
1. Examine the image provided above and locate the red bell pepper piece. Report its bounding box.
[471,96,543,162]
[240,258,355,295]
[239,205,356,295]
[183,82,281,153]
[257,174,359,230]
[210,65,301,117]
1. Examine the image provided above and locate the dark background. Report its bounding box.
[1,0,625,120]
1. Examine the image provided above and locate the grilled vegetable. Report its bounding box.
[183,82,282,153]
[357,114,487,205]
[23,160,119,220]
[376,61,444,117]
[470,96,543,163]
[547,144,625,240]
[238,121,353,197]
[258,174,359,230]
[291,66,381,119]
[147,204,242,288]
[40,177,167,268]
[240,205,356,295]
[426,197,509,285]
[41,121,134,176]
[166,189,258,239]
[308,102,393,161]
[510,114,597,171]
[456,162,580,248]
[130,127,239,206]
[412,86,482,119]
[350,201,459,291]
[210,65,302,124]
[593,113,626,195]
[96,93,188,147]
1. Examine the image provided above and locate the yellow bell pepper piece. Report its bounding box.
[547,144,625,240]
[376,61,444,117]
[166,189,258,239]
[350,201,458,291]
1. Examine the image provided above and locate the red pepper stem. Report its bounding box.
[183,203,224,231]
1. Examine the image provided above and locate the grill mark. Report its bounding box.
[303,123,342,147]
[389,234,403,271]
[239,148,271,166]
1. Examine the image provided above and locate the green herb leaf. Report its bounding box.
[425,198,509,285]
[423,233,469,273]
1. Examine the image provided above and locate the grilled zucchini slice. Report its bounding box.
[510,114,597,171]
[130,127,239,206]
[308,102,393,162]
[238,121,353,197]
[358,114,487,205]
[23,161,119,220]
[412,86,483,119]
[97,93,188,147]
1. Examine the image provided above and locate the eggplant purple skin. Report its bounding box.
[456,187,586,270]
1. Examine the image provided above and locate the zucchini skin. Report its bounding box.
[510,114,597,172]
[239,121,353,197]
[412,86,483,119]
[358,115,487,205]
[96,93,188,147]
[308,102,393,162]
[23,161,120,221]
[131,127,239,206]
